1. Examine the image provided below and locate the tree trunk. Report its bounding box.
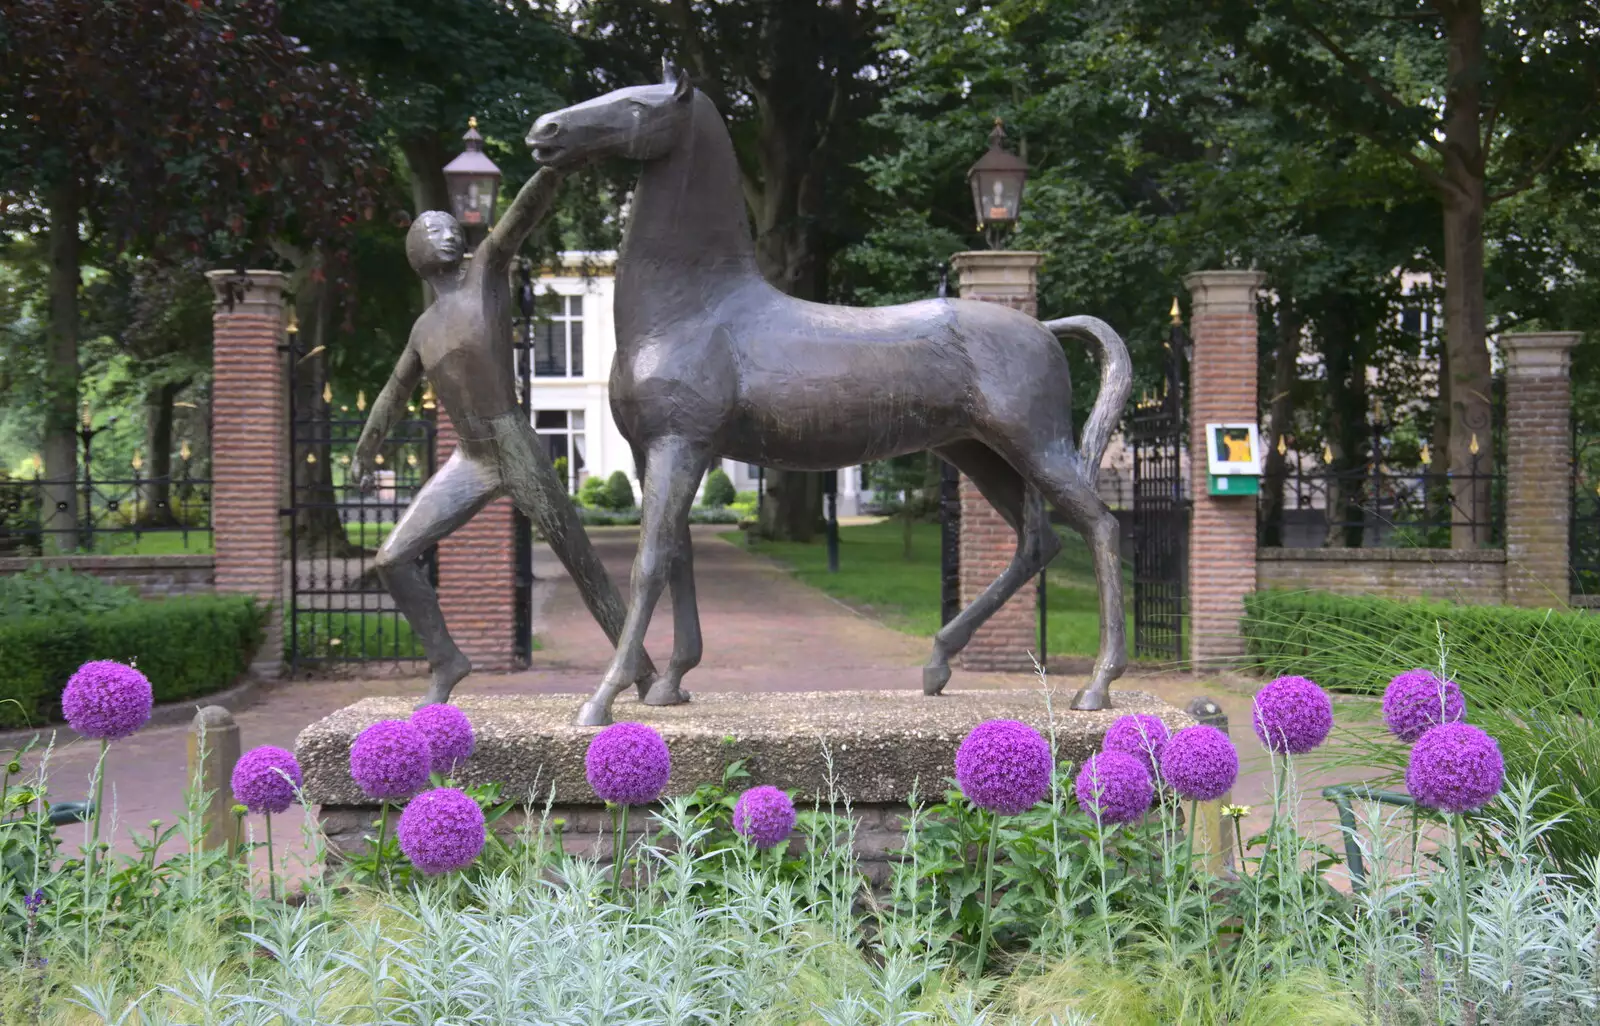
[1442,187,1492,549]
[1260,297,1301,547]
[139,380,182,525]
[42,180,81,553]
[1317,301,1370,548]
[288,256,363,557]
[1439,0,1493,549]
[1429,338,1451,537]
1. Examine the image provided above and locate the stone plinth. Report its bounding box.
[299,689,1196,879]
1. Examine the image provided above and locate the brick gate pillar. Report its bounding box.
[1183,270,1265,667]
[433,410,517,672]
[1501,331,1581,608]
[206,270,289,678]
[951,250,1043,673]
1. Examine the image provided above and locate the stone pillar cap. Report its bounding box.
[1498,331,1582,350]
[1184,269,1266,311]
[1499,331,1581,379]
[205,269,290,309]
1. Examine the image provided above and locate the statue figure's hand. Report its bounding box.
[349,455,378,495]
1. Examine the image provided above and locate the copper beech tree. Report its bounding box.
[0,0,384,545]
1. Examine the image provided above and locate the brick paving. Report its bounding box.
[16,524,1379,886]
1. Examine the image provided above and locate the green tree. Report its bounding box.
[702,467,737,508]
[604,471,636,512]
[0,0,382,549]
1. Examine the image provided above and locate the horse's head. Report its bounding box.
[528,59,694,171]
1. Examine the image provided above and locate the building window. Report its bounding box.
[534,293,583,378]
[534,410,586,493]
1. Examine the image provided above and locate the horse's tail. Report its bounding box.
[1043,315,1131,488]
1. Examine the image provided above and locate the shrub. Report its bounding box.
[1242,589,1600,694]
[702,467,737,508]
[577,475,609,509]
[0,564,137,622]
[0,594,264,728]
[604,470,636,511]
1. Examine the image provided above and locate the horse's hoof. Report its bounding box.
[642,682,691,707]
[634,671,659,701]
[923,664,952,696]
[1069,687,1111,712]
[574,701,614,727]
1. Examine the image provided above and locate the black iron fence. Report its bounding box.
[1260,451,1503,548]
[0,465,212,557]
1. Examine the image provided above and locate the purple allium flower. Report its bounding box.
[1406,723,1505,814]
[1252,675,1334,755]
[1101,713,1171,778]
[732,785,797,849]
[410,703,476,775]
[396,787,486,874]
[349,720,431,801]
[585,722,671,805]
[954,719,1053,816]
[230,745,302,815]
[1383,669,1466,743]
[1074,751,1154,826]
[61,661,153,740]
[1159,725,1239,802]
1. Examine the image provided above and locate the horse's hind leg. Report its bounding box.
[1017,456,1127,711]
[924,441,1061,694]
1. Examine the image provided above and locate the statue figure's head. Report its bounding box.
[406,210,466,280]
[528,58,695,171]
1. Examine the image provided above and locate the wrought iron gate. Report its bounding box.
[281,330,436,670]
[1571,421,1600,606]
[1129,316,1190,661]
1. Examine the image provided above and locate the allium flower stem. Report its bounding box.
[1184,799,1198,874]
[611,803,631,899]
[265,813,276,903]
[1454,813,1470,962]
[973,810,998,977]
[374,803,391,885]
[87,738,108,879]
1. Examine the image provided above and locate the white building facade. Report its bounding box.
[527,252,868,513]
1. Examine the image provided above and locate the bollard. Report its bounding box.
[1185,696,1233,874]
[187,706,241,853]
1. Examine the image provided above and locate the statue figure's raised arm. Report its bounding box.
[483,166,565,273]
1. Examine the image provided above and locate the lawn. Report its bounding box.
[726,518,1135,659]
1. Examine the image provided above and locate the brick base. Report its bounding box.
[434,410,517,672]
[958,475,1037,672]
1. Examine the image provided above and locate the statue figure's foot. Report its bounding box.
[575,699,614,728]
[642,679,691,707]
[923,664,952,696]
[420,653,472,708]
[1069,686,1112,712]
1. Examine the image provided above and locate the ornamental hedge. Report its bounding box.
[0,594,264,729]
[1242,588,1600,694]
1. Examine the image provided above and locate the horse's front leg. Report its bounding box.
[576,436,710,727]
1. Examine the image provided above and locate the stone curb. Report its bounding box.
[0,673,265,750]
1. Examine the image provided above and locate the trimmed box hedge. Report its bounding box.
[0,594,265,729]
[1242,588,1600,694]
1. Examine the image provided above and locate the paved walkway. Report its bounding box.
[17,526,1380,886]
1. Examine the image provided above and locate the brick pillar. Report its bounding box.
[206,270,288,677]
[1501,331,1581,608]
[433,410,517,671]
[1184,270,1265,667]
[951,250,1044,673]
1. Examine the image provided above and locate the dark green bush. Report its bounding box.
[578,475,609,509]
[0,594,265,728]
[604,471,636,511]
[0,565,137,622]
[702,468,737,508]
[1242,588,1600,694]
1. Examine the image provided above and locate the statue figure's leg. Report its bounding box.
[577,436,707,727]
[375,449,501,706]
[643,516,698,706]
[924,441,1060,694]
[492,414,658,688]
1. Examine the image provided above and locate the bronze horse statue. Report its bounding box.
[529,62,1133,727]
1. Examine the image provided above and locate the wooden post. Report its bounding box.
[187,705,241,853]
[1186,696,1233,874]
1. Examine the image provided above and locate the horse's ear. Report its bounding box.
[672,66,692,102]
[661,57,678,84]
